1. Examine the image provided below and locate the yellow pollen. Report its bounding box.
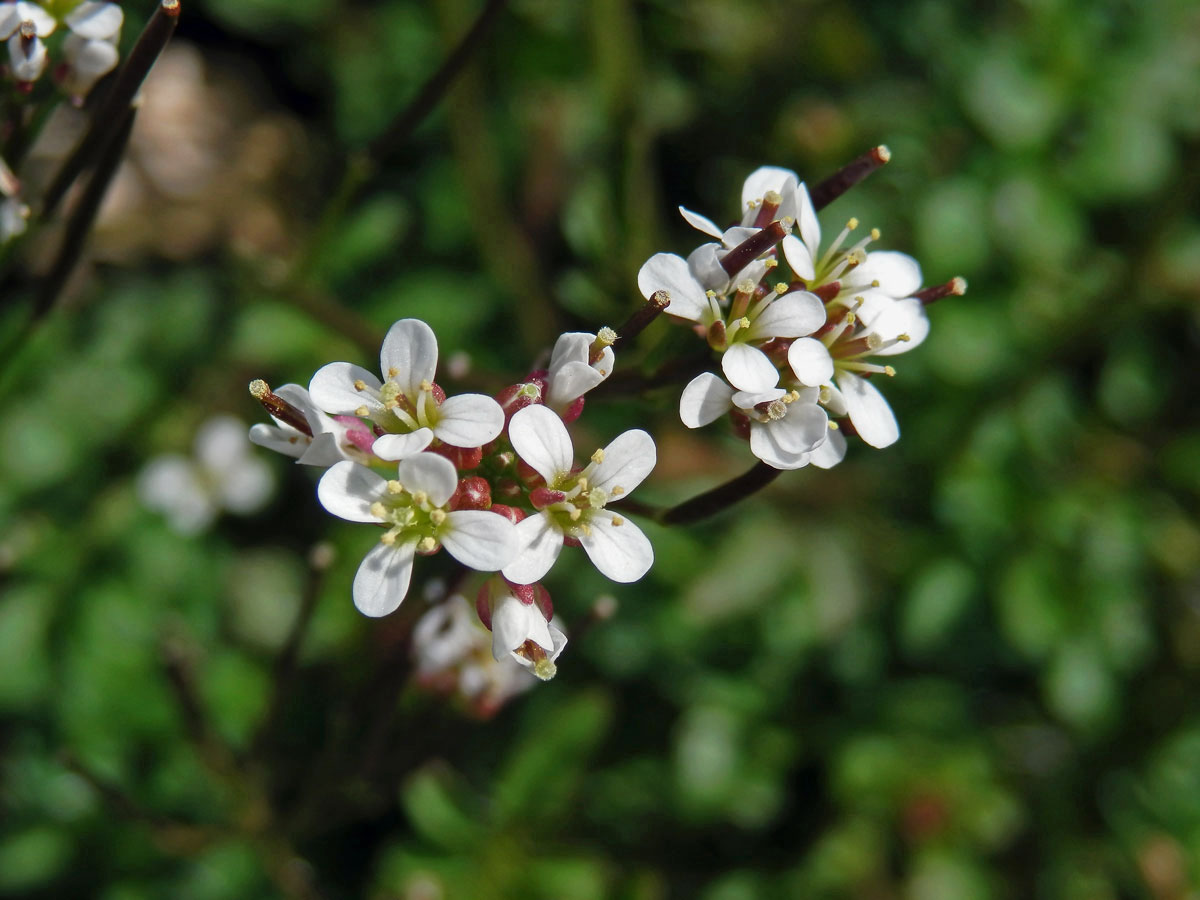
[412,490,428,506]
[430,509,446,526]
[737,279,755,294]
[763,189,781,205]
[829,420,840,430]
[870,228,881,240]
[387,367,400,378]
[387,480,403,494]
[248,379,269,399]
[578,477,589,492]
[418,536,437,553]
[764,258,779,269]
[847,217,859,230]
[738,316,750,330]
[596,326,617,345]
[775,282,788,294]
[611,516,624,527]
[569,508,582,521]
[581,524,592,537]
[533,657,557,681]
[383,399,399,410]
[898,333,911,342]
[370,501,388,518]
[354,405,369,417]
[611,486,625,497]
[380,532,396,546]
[788,390,800,401]
[706,290,717,299]
[353,379,367,391]
[419,380,433,392]
[884,366,896,377]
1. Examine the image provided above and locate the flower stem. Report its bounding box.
[809,145,890,212]
[658,460,782,526]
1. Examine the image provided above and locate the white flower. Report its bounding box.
[477,578,567,681]
[543,328,616,413]
[138,414,275,534]
[309,318,504,462]
[61,2,124,97]
[502,405,655,585]
[248,382,372,467]
[787,295,930,449]
[317,454,516,618]
[680,364,830,470]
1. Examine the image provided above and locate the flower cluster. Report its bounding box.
[641,161,963,469]
[246,153,960,703]
[250,318,654,685]
[1,1,123,93]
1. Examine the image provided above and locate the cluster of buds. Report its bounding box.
[641,156,965,469]
[250,319,652,689]
[249,152,962,707]
[1,1,123,93]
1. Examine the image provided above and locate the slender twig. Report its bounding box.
[659,460,783,526]
[30,106,136,321]
[40,0,180,218]
[809,145,891,212]
[366,0,512,165]
[615,290,670,345]
[160,635,239,778]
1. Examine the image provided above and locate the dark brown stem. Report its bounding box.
[616,290,670,344]
[912,276,967,305]
[249,380,313,436]
[31,106,137,320]
[40,0,179,218]
[659,460,783,526]
[809,145,891,212]
[366,0,511,165]
[720,219,789,278]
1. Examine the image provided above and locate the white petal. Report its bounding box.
[851,250,923,297]
[721,343,778,393]
[508,405,573,484]
[8,33,47,81]
[62,35,118,92]
[678,205,724,239]
[317,461,388,522]
[396,452,458,507]
[578,510,653,583]
[65,2,122,40]
[491,593,554,659]
[195,415,252,474]
[749,422,811,470]
[679,373,733,428]
[787,337,835,385]
[781,234,815,281]
[372,429,432,461]
[637,252,708,321]
[863,297,930,354]
[379,318,438,398]
[309,362,383,416]
[746,291,825,340]
[15,2,55,35]
[548,332,590,372]
[731,387,786,409]
[0,8,19,38]
[837,371,899,449]
[795,182,821,258]
[810,425,847,469]
[764,402,828,454]
[353,540,415,617]
[296,433,346,467]
[434,394,503,447]
[249,423,307,458]
[138,456,213,533]
[741,166,799,219]
[442,510,516,571]
[686,243,732,295]
[502,513,564,584]
[217,457,274,514]
[591,429,655,496]
[546,360,606,409]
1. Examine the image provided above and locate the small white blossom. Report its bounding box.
[477,577,567,681]
[138,414,275,534]
[248,382,373,467]
[317,454,516,618]
[543,328,616,413]
[502,405,655,585]
[309,318,504,462]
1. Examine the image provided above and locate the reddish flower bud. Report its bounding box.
[529,486,567,509]
[433,443,483,470]
[488,504,526,525]
[449,476,491,510]
[558,396,586,424]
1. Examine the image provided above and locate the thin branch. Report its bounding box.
[659,460,783,526]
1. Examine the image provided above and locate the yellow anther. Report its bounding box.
[370,501,388,518]
[611,516,624,527]
[380,531,396,545]
[738,316,751,330]
[706,290,717,299]
[353,379,367,391]
[775,282,789,294]
[871,279,881,288]
[418,536,437,553]
[847,217,859,230]
[354,405,369,417]
[591,448,605,464]
[884,366,896,376]
[581,524,592,537]
[419,380,433,392]
[763,190,781,205]
[764,258,779,269]
[386,480,403,494]
[829,420,840,430]
[569,508,582,521]
[412,490,428,506]
[870,228,881,240]
[611,486,625,497]
[387,367,400,378]
[898,333,911,342]
[578,477,589,492]
[430,509,446,526]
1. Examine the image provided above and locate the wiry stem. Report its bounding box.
[809,145,891,212]
[659,460,783,526]
[912,276,967,305]
[616,290,670,345]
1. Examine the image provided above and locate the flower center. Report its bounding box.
[540,449,627,539]
[369,482,447,551]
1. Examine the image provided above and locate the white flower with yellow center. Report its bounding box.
[309,318,504,462]
[543,328,616,413]
[317,454,516,617]
[502,405,655,585]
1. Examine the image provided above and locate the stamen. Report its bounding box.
[430,509,446,526]
[354,405,369,417]
[354,379,368,391]
[611,516,624,527]
[591,449,604,464]
[387,367,400,378]
[417,536,437,553]
[386,480,404,494]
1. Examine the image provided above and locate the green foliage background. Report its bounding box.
[2,0,1199,897]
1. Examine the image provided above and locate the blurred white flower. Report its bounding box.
[542,328,615,415]
[476,577,566,681]
[316,454,515,618]
[138,414,275,535]
[502,405,655,585]
[310,318,504,462]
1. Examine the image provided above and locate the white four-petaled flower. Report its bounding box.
[502,404,655,585]
[310,318,504,462]
[318,454,516,618]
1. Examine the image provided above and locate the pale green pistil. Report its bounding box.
[542,450,626,540]
[370,483,446,550]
